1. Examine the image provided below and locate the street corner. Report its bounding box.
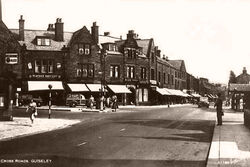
[0,117,81,141]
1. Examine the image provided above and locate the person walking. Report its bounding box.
[89,95,94,110]
[112,95,118,112]
[26,99,37,124]
[214,93,223,126]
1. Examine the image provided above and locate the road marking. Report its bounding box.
[120,128,126,132]
[77,142,87,146]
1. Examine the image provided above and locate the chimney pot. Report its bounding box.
[91,22,99,44]
[19,15,25,41]
[55,18,64,41]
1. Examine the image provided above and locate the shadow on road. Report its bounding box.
[113,119,215,143]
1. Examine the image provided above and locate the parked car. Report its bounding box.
[66,93,86,107]
[198,97,209,108]
[18,94,43,107]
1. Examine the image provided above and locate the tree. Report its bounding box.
[229,70,237,83]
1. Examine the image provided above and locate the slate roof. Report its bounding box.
[99,35,121,44]
[0,21,20,49]
[68,26,94,46]
[168,60,183,70]
[136,39,151,55]
[10,29,73,51]
[229,84,250,92]
[115,39,152,57]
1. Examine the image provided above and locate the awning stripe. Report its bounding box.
[67,84,89,92]
[86,84,103,92]
[28,81,64,91]
[108,85,131,94]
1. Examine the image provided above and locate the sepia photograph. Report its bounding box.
[1,0,250,166]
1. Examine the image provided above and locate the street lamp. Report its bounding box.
[48,84,52,118]
[100,50,107,112]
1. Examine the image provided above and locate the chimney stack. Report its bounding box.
[243,67,247,74]
[0,0,2,21]
[19,15,25,41]
[127,30,137,39]
[55,18,64,41]
[156,49,161,57]
[163,54,166,60]
[47,24,55,31]
[91,22,99,44]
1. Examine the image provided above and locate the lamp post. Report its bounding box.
[100,51,107,112]
[48,84,52,118]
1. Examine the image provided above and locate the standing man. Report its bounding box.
[214,93,223,126]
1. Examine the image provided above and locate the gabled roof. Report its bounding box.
[115,38,153,57]
[136,39,151,56]
[0,21,20,50]
[168,60,182,69]
[229,84,250,92]
[10,29,73,51]
[168,60,186,72]
[68,26,94,46]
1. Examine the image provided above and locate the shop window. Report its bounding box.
[110,65,120,78]
[82,64,88,77]
[35,60,41,73]
[78,43,91,55]
[151,69,155,80]
[141,67,146,79]
[127,66,135,79]
[34,60,54,74]
[37,38,51,46]
[79,64,94,78]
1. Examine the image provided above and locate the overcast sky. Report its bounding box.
[2,0,250,84]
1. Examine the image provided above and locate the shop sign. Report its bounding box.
[29,74,61,79]
[5,53,18,64]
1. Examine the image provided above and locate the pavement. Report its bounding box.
[207,109,250,167]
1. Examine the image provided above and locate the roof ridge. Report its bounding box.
[10,28,73,33]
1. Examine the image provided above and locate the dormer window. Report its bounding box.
[37,37,51,46]
[108,44,117,51]
[78,43,91,55]
[124,48,137,59]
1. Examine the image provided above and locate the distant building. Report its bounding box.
[236,67,250,84]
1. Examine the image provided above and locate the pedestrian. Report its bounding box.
[112,95,118,112]
[214,93,223,126]
[106,96,110,108]
[89,95,94,110]
[26,99,37,124]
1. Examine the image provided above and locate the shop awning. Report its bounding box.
[108,85,131,94]
[155,87,171,95]
[165,89,183,96]
[192,94,201,98]
[28,81,64,91]
[67,84,89,92]
[86,84,102,92]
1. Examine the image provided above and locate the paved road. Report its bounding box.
[0,105,216,167]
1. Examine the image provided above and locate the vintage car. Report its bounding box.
[18,94,43,107]
[66,93,87,107]
[198,97,209,108]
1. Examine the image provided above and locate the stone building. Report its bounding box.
[236,67,250,84]
[10,17,70,105]
[168,60,187,90]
